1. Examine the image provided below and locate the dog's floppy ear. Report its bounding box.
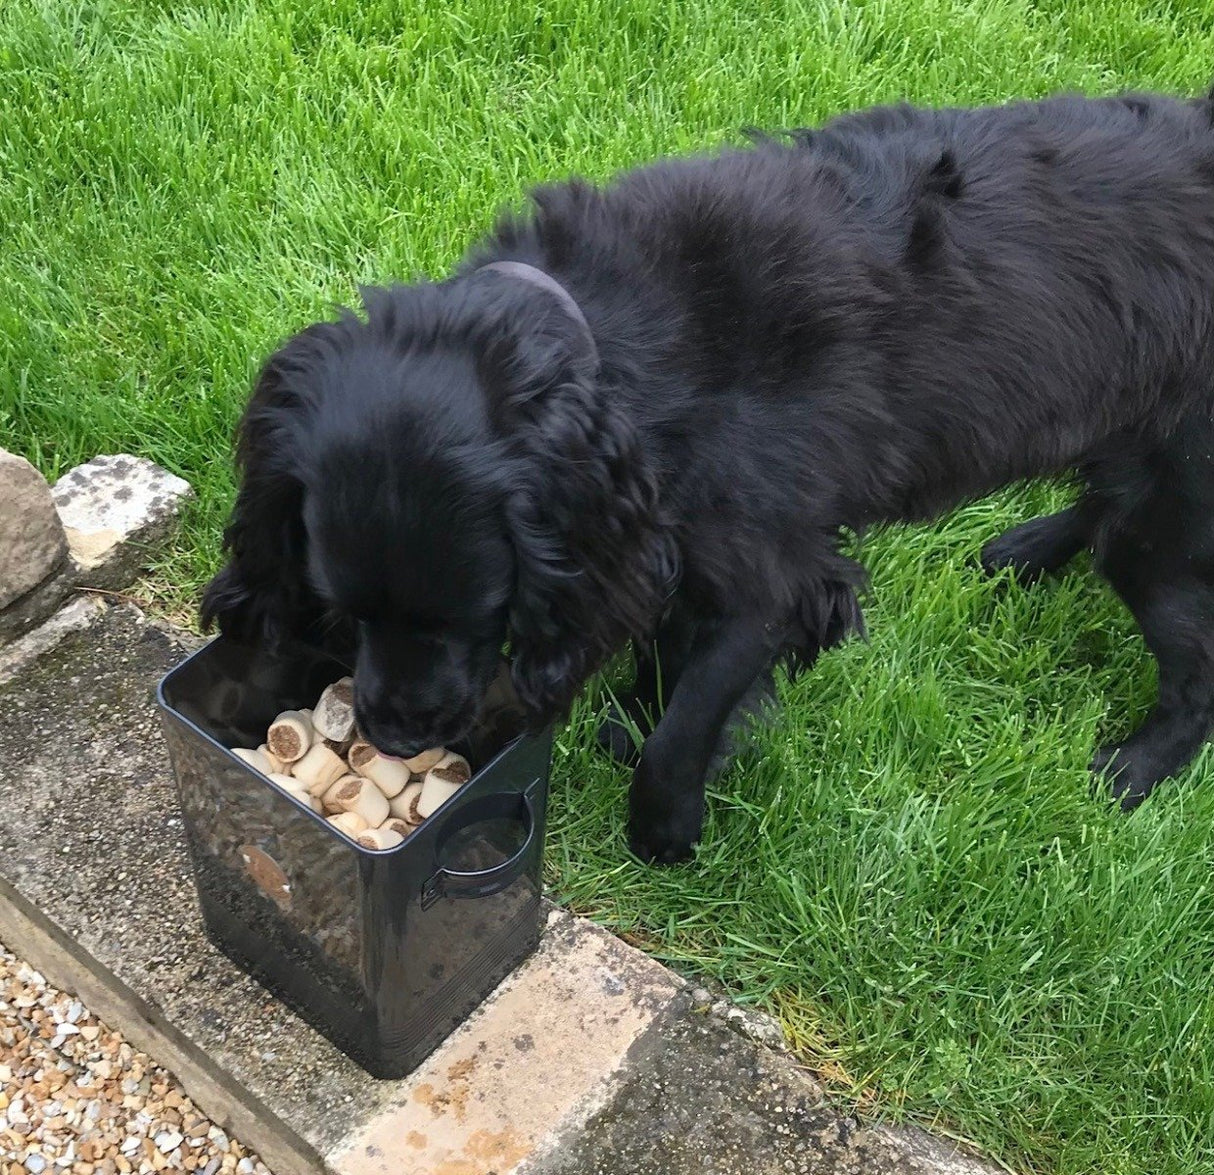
[200,332,326,647]
[483,305,678,722]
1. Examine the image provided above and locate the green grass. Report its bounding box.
[5,1,1214,1170]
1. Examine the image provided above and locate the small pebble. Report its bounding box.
[0,937,274,1175]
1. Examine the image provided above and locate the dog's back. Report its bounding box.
[565,89,1214,521]
[826,89,1214,513]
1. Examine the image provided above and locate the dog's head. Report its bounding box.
[202,271,675,757]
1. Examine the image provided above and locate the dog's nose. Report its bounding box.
[354,698,460,756]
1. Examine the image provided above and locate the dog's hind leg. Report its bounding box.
[980,504,1093,582]
[1090,427,1214,810]
[1090,573,1214,810]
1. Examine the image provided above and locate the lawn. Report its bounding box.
[4,1,1214,1171]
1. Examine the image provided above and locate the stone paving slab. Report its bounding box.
[0,595,107,687]
[530,1001,1002,1175]
[327,913,679,1175]
[0,603,1006,1175]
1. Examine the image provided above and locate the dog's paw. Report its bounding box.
[980,511,1084,584]
[1090,744,1161,812]
[627,817,700,865]
[627,748,706,865]
[980,531,1047,583]
[627,782,703,865]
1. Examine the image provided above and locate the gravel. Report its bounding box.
[1,938,273,1175]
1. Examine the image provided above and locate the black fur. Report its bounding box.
[204,86,1214,861]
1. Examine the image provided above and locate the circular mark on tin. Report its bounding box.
[240,844,291,910]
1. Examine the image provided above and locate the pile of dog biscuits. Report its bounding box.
[228,677,472,850]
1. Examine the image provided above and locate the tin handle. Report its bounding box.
[420,786,538,910]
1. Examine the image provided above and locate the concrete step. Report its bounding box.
[0,603,1005,1175]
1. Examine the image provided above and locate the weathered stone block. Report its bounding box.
[53,453,193,590]
[0,450,69,610]
[0,450,72,642]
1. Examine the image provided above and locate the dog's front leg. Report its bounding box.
[628,612,781,864]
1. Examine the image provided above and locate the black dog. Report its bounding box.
[203,86,1214,862]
